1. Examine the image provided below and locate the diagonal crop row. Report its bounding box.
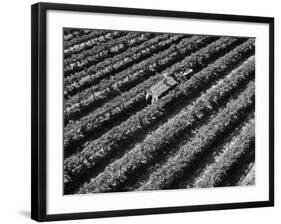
[63,38,251,151]
[64,73,164,157]
[175,112,254,189]
[190,118,255,188]
[64,31,126,58]
[136,81,254,191]
[76,66,255,193]
[64,34,183,84]
[64,30,111,49]
[63,40,254,168]
[64,32,155,75]
[64,29,87,42]
[64,34,196,98]
[64,35,216,120]
[64,32,79,41]
[67,36,241,114]
[65,32,155,66]
[63,36,218,147]
[165,37,246,82]
[64,51,254,192]
[238,164,255,186]
[128,59,255,191]
[219,151,255,187]
[64,73,163,125]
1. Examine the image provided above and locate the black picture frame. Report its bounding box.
[31,2,274,222]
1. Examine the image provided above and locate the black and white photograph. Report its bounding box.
[63,28,256,195]
[30,2,274,221]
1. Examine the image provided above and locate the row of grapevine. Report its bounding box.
[63,29,90,42]
[187,118,254,188]
[62,28,256,194]
[63,34,196,98]
[64,32,155,75]
[137,81,254,191]
[64,74,163,139]
[72,37,241,113]
[130,58,255,191]
[64,34,187,97]
[63,30,108,49]
[65,32,155,66]
[64,54,254,192]
[64,34,182,82]
[166,37,245,82]
[78,76,255,193]
[63,40,254,153]
[63,35,216,149]
[64,35,215,119]
[64,31,126,57]
[237,164,255,186]
[64,30,110,49]
[63,74,164,158]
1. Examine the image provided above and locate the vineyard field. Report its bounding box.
[63,28,255,195]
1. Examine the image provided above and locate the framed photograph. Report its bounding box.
[31,2,274,222]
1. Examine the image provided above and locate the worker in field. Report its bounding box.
[145,89,153,103]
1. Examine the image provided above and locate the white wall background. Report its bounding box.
[0,0,279,223]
